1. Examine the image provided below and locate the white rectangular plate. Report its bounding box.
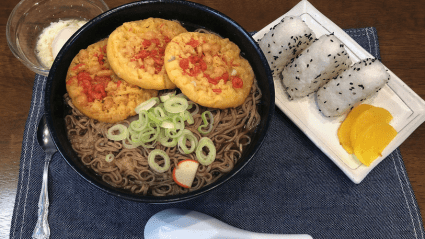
[252,0,425,183]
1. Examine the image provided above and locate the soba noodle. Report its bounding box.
[65,80,262,196]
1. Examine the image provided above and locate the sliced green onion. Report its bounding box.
[165,128,184,139]
[107,124,129,141]
[164,97,188,113]
[135,97,159,113]
[178,129,198,154]
[105,154,114,162]
[158,129,178,147]
[153,106,167,119]
[132,122,160,144]
[187,101,194,110]
[147,112,163,125]
[128,130,144,145]
[122,137,141,149]
[160,91,176,102]
[195,137,216,166]
[189,102,199,116]
[160,120,175,129]
[148,149,170,173]
[183,110,194,124]
[197,111,214,135]
[130,111,148,131]
[127,125,139,139]
[145,122,161,143]
[173,115,185,130]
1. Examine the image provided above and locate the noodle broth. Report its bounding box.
[65,80,262,196]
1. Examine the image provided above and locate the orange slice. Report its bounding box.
[353,122,397,166]
[338,104,374,154]
[350,107,393,147]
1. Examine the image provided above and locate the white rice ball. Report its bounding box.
[281,34,352,99]
[258,16,316,78]
[316,58,390,117]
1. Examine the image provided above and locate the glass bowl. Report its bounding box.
[6,0,109,76]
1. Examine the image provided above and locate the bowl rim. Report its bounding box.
[45,0,275,203]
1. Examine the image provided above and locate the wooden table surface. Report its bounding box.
[1,0,424,237]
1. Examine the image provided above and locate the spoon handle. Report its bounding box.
[32,154,52,239]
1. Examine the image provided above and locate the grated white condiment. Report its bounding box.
[35,19,87,68]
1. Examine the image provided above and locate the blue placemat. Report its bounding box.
[10,27,425,239]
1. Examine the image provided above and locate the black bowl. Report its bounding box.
[45,0,274,203]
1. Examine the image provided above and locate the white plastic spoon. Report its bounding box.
[144,208,313,239]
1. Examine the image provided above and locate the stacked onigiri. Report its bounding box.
[258,16,316,78]
[281,34,352,99]
[258,15,390,118]
[316,58,391,117]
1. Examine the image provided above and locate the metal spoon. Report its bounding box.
[32,115,57,239]
[145,208,313,239]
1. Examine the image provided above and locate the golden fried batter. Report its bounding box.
[164,32,254,109]
[66,39,158,123]
[107,18,188,90]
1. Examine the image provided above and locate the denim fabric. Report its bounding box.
[10,27,425,239]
